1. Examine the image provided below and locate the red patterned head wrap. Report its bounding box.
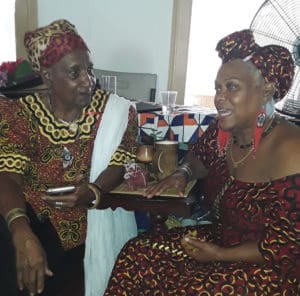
[24,19,89,72]
[216,29,295,101]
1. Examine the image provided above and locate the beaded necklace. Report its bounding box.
[229,114,277,168]
[232,136,253,149]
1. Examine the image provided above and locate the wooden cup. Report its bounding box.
[153,140,178,180]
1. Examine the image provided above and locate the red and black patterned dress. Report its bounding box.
[0,88,137,250]
[104,120,300,296]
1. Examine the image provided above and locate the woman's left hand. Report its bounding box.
[181,236,222,262]
[41,183,93,209]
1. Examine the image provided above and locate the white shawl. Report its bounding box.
[84,94,137,296]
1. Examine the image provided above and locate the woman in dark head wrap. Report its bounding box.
[0,19,138,295]
[104,30,300,295]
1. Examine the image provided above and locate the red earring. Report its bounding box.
[253,109,266,153]
[217,121,231,154]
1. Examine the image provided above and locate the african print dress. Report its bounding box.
[0,88,137,250]
[104,121,300,296]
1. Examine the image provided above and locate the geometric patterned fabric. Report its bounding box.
[138,108,216,143]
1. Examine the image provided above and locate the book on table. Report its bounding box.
[110,180,196,198]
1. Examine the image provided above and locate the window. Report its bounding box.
[15,0,37,59]
[0,0,16,62]
[0,0,37,63]
[169,0,265,107]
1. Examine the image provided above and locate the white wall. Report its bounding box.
[37,0,174,101]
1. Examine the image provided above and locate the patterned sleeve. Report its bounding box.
[108,105,138,166]
[189,119,219,169]
[258,176,300,282]
[0,97,32,175]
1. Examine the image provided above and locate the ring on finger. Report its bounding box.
[54,201,64,209]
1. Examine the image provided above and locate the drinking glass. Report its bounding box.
[136,145,154,174]
[100,75,117,94]
[160,91,177,114]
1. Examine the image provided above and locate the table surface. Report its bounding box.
[99,180,202,232]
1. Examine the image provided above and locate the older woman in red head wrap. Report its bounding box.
[0,19,138,295]
[104,30,300,295]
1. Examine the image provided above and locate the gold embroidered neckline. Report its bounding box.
[21,89,107,144]
[46,95,82,134]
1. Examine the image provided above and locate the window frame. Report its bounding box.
[15,0,37,59]
[168,0,192,105]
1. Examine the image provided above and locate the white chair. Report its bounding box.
[93,69,157,102]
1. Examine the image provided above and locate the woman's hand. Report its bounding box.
[181,236,264,264]
[11,221,53,295]
[41,183,94,209]
[143,171,188,198]
[181,235,222,262]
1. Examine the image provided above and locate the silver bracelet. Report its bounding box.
[177,163,193,178]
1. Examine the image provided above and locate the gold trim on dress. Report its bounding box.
[0,153,29,174]
[109,148,136,166]
[20,88,108,144]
